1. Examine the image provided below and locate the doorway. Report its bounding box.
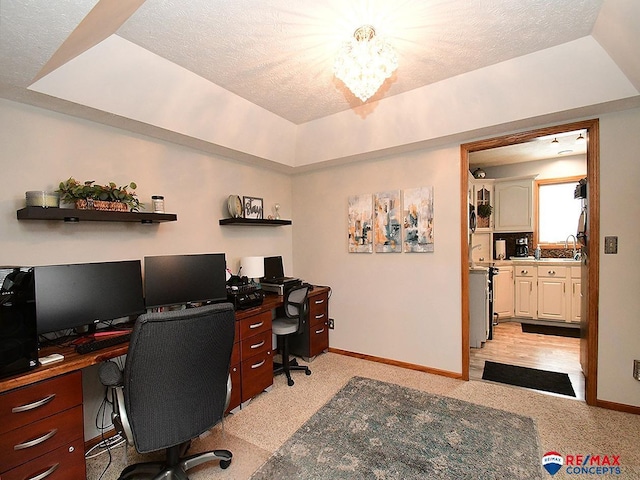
[460,119,600,405]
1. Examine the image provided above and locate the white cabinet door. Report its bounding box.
[494,178,534,232]
[493,266,513,319]
[472,179,494,231]
[538,278,567,320]
[471,233,492,263]
[537,266,568,321]
[514,274,536,318]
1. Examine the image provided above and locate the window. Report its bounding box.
[536,177,583,245]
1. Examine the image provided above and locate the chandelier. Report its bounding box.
[333,25,398,102]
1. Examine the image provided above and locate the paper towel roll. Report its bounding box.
[495,240,506,260]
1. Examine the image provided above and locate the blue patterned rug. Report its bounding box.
[251,377,542,479]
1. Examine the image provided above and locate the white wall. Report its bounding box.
[292,147,462,374]
[292,107,640,407]
[0,99,294,439]
[0,100,293,270]
[597,108,640,406]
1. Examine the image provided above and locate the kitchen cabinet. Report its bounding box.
[493,265,514,319]
[514,265,537,318]
[570,266,581,323]
[494,177,535,232]
[537,266,568,321]
[471,179,494,230]
[470,233,492,264]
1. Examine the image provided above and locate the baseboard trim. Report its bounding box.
[328,348,463,380]
[596,399,640,415]
[85,427,118,452]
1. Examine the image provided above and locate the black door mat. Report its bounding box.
[521,323,580,338]
[482,360,576,397]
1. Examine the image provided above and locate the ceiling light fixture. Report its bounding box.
[333,25,398,102]
[551,138,559,144]
[576,133,585,143]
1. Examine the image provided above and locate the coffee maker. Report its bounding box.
[515,237,529,257]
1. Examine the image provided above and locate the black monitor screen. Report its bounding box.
[263,256,285,281]
[144,253,227,309]
[34,260,145,334]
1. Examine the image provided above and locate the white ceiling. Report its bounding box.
[1,0,639,167]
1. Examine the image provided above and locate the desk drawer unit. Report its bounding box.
[238,310,273,403]
[0,371,85,477]
[226,322,241,413]
[290,289,330,360]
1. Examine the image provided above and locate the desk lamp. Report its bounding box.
[240,256,264,288]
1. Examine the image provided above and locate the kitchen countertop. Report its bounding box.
[472,258,580,268]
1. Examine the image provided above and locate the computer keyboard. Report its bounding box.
[75,333,131,354]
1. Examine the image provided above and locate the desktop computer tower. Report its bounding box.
[0,267,38,379]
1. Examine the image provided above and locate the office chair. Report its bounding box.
[99,303,236,479]
[272,284,311,386]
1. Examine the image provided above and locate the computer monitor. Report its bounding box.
[34,260,145,335]
[143,253,227,309]
[262,256,285,281]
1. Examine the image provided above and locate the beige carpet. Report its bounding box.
[86,352,640,479]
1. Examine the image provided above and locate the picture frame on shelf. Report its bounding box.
[243,196,264,219]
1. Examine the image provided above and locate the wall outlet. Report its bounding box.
[328,318,335,329]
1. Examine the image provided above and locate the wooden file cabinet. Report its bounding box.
[238,310,273,403]
[0,371,86,479]
[226,321,242,413]
[289,288,330,361]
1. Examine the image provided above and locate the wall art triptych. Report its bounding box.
[348,187,434,253]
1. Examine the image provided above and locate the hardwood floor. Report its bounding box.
[470,320,585,401]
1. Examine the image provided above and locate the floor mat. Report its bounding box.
[482,360,576,397]
[521,323,580,338]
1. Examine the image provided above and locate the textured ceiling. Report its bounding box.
[1,0,604,125]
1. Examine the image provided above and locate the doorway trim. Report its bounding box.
[460,119,599,405]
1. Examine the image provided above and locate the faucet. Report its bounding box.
[565,234,579,260]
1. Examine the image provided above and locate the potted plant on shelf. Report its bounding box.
[476,203,492,228]
[56,178,141,212]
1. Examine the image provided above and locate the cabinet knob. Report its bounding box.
[521,269,528,274]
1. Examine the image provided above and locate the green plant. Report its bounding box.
[477,203,493,218]
[57,177,141,211]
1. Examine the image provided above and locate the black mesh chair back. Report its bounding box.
[120,302,236,476]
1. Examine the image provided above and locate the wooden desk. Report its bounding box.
[0,287,330,479]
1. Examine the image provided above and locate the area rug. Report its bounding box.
[482,361,576,397]
[521,323,580,338]
[251,376,542,479]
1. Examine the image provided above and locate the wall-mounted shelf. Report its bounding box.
[17,207,177,224]
[219,218,291,226]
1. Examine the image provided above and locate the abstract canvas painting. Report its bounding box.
[348,194,373,253]
[403,186,434,252]
[374,190,402,253]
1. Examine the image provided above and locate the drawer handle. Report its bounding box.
[249,321,264,329]
[314,314,325,319]
[315,328,325,334]
[12,394,56,413]
[250,340,265,349]
[14,428,58,450]
[314,299,325,304]
[251,360,266,369]
[521,269,528,274]
[26,463,59,480]
[548,270,556,275]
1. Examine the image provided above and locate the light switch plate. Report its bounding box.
[604,236,618,254]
